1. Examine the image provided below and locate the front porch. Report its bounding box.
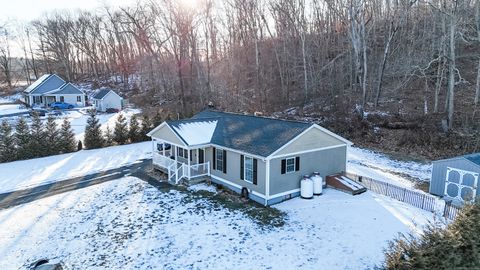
[152,139,210,184]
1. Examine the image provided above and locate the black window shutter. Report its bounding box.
[190,150,193,161]
[295,157,300,171]
[240,155,244,180]
[212,147,216,170]
[223,150,227,174]
[281,159,286,174]
[253,158,258,185]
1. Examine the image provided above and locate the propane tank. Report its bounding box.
[300,174,314,199]
[311,172,323,195]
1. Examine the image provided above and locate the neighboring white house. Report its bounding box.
[92,89,123,112]
[23,74,86,107]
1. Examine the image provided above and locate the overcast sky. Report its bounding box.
[0,0,136,21]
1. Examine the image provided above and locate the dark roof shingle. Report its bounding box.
[179,110,312,157]
[92,89,112,99]
[464,153,480,166]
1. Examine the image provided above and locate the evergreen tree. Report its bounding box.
[113,113,128,145]
[44,115,60,156]
[152,112,163,127]
[384,202,480,269]
[29,113,46,158]
[59,118,76,153]
[15,117,31,160]
[140,115,152,141]
[128,115,142,143]
[84,110,104,149]
[104,125,114,146]
[0,119,17,162]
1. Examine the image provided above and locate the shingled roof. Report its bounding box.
[92,89,112,99]
[24,74,65,94]
[464,153,480,166]
[166,110,313,157]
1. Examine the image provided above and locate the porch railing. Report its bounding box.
[153,153,175,169]
[154,153,210,183]
[188,162,210,179]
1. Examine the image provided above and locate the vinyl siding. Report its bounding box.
[269,145,347,196]
[150,125,186,146]
[96,91,122,111]
[205,147,266,195]
[273,127,346,156]
[430,158,480,196]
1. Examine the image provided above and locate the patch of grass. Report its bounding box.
[174,185,286,228]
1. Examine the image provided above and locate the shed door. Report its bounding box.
[444,167,479,203]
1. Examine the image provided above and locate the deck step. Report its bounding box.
[326,174,367,195]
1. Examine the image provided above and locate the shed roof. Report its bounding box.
[92,89,111,99]
[464,153,480,166]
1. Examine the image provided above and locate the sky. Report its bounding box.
[0,0,137,22]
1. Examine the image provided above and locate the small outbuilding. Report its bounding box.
[429,153,480,203]
[92,89,123,112]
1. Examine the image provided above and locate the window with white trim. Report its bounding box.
[244,156,254,183]
[77,96,81,102]
[216,149,224,172]
[286,157,295,173]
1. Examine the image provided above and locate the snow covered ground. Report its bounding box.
[347,146,432,188]
[58,107,141,141]
[0,142,151,193]
[0,104,29,116]
[0,177,433,270]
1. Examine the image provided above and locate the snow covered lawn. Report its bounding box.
[0,142,151,193]
[0,104,28,116]
[59,108,141,141]
[0,177,433,270]
[348,146,432,188]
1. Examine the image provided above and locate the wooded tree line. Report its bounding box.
[1,0,480,130]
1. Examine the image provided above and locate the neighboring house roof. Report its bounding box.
[92,89,122,100]
[463,153,480,166]
[43,83,84,95]
[92,89,111,99]
[24,74,66,95]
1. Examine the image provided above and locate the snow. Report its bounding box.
[0,142,151,193]
[0,177,433,270]
[0,104,28,116]
[187,183,218,193]
[0,93,22,104]
[58,108,141,141]
[172,120,217,145]
[348,146,432,188]
[339,175,365,190]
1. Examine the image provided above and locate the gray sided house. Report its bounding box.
[430,153,480,203]
[147,110,352,205]
[23,74,86,107]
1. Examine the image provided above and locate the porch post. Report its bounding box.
[162,142,165,156]
[187,149,191,179]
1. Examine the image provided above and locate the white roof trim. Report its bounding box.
[270,144,346,159]
[267,124,352,159]
[147,122,187,146]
